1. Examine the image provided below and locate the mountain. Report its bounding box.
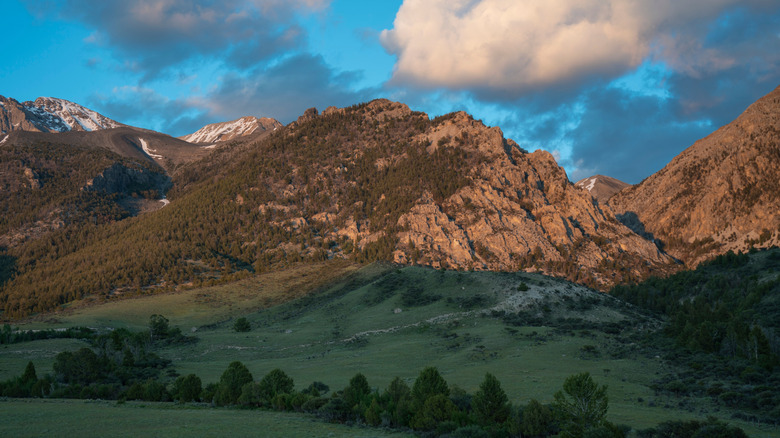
[610,85,780,265]
[0,136,169,251]
[574,175,630,203]
[0,96,123,134]
[0,99,676,318]
[179,116,282,144]
[3,127,211,172]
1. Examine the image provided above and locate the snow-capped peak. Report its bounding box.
[24,97,123,132]
[180,116,282,144]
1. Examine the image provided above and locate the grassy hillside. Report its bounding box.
[4,263,775,435]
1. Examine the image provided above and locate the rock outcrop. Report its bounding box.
[242,100,677,288]
[387,111,672,286]
[83,162,170,195]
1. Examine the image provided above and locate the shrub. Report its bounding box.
[233,317,251,332]
[215,361,253,406]
[173,374,202,403]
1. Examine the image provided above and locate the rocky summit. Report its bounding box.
[0,95,123,134]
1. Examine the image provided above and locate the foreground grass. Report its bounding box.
[0,398,412,438]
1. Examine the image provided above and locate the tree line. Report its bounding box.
[611,248,780,423]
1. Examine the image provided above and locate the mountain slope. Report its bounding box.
[0,99,675,318]
[0,138,169,251]
[610,85,780,265]
[179,116,282,144]
[0,96,123,134]
[575,175,630,203]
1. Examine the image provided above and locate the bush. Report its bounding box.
[400,286,441,307]
[173,374,202,402]
[233,317,251,332]
[215,361,253,406]
[258,368,295,404]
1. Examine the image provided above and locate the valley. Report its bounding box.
[2,252,779,436]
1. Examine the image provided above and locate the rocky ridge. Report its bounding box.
[231,100,676,288]
[179,116,282,144]
[0,95,122,134]
[610,85,780,266]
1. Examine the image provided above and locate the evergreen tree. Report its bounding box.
[553,372,609,438]
[21,361,37,385]
[471,372,509,426]
[521,399,554,438]
[343,373,372,419]
[412,366,449,408]
[384,376,413,427]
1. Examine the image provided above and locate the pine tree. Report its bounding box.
[472,372,510,426]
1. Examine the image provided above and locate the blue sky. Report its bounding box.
[2,0,779,183]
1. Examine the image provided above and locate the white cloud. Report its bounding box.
[380,0,772,97]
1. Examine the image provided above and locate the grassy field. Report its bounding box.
[3,262,779,437]
[0,398,413,438]
[21,259,364,330]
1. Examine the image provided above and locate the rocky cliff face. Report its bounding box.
[610,85,780,266]
[214,100,676,288]
[83,162,170,195]
[384,111,672,287]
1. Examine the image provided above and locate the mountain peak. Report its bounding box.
[575,174,630,203]
[179,116,282,144]
[0,95,123,134]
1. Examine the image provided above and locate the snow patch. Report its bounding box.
[182,116,274,144]
[159,198,170,207]
[139,138,164,159]
[585,177,597,192]
[0,135,7,145]
[25,97,122,132]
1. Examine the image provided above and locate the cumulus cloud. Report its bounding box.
[380,0,778,98]
[26,0,330,78]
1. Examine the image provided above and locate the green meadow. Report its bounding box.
[0,398,412,438]
[2,262,777,436]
